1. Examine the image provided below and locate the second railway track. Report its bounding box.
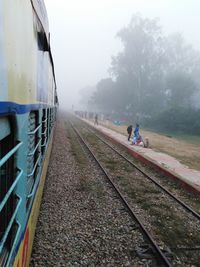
[70,115,200,267]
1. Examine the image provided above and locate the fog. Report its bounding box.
[45,0,200,110]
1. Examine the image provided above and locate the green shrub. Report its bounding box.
[144,108,200,134]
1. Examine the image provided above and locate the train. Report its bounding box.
[0,0,57,266]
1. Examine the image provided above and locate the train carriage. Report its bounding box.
[0,0,57,266]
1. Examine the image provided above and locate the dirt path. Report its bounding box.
[99,121,200,171]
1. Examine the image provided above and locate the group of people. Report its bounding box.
[127,124,144,146]
[89,112,148,147]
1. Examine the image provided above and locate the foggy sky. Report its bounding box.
[45,0,200,109]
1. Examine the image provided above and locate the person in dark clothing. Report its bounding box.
[127,125,133,141]
[94,114,98,125]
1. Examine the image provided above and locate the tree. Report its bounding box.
[110,14,166,116]
[91,14,200,133]
[166,72,197,109]
[79,85,96,110]
[164,33,200,79]
[92,78,115,112]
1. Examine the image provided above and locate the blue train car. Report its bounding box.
[0,0,57,266]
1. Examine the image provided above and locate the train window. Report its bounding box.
[26,111,41,210]
[0,117,21,266]
[37,31,49,52]
[55,95,58,105]
[41,109,48,154]
[47,108,51,139]
[45,108,55,145]
[50,108,53,132]
[50,108,55,132]
[52,108,55,128]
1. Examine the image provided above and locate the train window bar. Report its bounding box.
[0,198,22,266]
[28,138,41,157]
[0,168,22,213]
[0,143,22,168]
[0,182,22,251]
[28,124,41,135]
[47,109,51,139]
[0,128,23,265]
[26,112,41,209]
[49,108,55,132]
[41,109,48,153]
[6,218,21,265]
[27,154,41,178]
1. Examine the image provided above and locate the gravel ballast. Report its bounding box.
[30,117,155,267]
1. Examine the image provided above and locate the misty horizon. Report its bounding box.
[45,0,200,111]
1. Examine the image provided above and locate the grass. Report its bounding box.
[99,121,200,170]
[101,120,200,145]
[124,182,200,248]
[65,122,88,169]
[66,122,106,197]
[145,128,200,145]
[79,177,105,197]
[104,159,118,171]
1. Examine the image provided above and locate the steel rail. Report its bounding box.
[70,121,172,267]
[84,125,200,222]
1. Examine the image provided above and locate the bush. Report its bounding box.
[144,108,200,134]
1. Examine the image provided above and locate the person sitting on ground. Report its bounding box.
[136,135,144,146]
[127,125,133,141]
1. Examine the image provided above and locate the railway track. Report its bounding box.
[70,116,200,266]
[85,126,200,221]
[32,118,156,266]
[70,121,172,266]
